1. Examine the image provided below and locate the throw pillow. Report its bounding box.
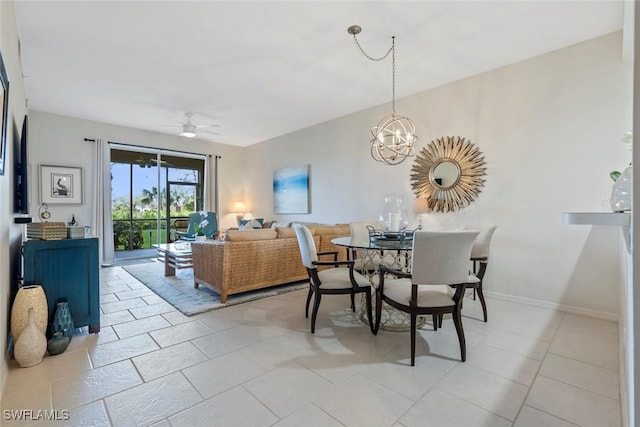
[270,221,291,229]
[238,218,264,229]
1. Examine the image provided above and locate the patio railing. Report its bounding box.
[113,217,188,250]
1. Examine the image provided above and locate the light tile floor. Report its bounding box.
[2,266,622,426]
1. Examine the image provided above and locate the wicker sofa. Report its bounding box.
[190,223,350,303]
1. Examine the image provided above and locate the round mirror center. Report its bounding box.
[430,160,461,189]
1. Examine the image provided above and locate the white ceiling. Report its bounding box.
[14,1,624,147]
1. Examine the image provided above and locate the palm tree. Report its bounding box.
[170,188,184,213]
[140,186,159,208]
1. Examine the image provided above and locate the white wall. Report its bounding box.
[0,0,29,405]
[244,32,632,316]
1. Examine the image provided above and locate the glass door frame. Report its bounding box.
[110,144,208,252]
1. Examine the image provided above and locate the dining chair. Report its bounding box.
[293,224,374,334]
[468,225,497,322]
[374,230,479,365]
[435,225,498,329]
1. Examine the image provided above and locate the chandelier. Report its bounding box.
[348,25,417,165]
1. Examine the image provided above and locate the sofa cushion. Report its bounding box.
[239,218,264,230]
[308,223,350,236]
[262,220,275,229]
[291,221,323,227]
[275,227,296,239]
[225,229,277,241]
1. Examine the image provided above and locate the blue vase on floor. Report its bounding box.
[51,301,74,341]
[47,331,70,356]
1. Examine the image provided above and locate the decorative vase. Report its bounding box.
[11,284,48,341]
[47,331,70,356]
[610,164,632,212]
[196,235,206,242]
[51,301,74,341]
[380,194,409,233]
[14,308,47,368]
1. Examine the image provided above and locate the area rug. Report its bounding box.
[122,261,308,316]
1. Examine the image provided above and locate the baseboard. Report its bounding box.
[484,291,619,322]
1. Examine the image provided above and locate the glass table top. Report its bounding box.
[331,236,413,251]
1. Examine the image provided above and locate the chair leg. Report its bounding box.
[438,314,443,328]
[432,314,438,331]
[373,291,383,335]
[305,287,313,318]
[364,289,374,333]
[410,313,417,366]
[350,291,356,312]
[452,307,466,362]
[310,292,322,334]
[477,283,488,322]
[473,288,476,300]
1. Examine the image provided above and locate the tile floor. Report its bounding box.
[1,266,622,426]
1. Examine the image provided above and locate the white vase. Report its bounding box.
[11,285,48,340]
[610,165,632,212]
[14,308,47,368]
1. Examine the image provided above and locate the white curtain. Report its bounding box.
[204,154,219,216]
[90,139,115,266]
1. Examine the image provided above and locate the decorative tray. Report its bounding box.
[371,235,411,241]
[366,226,416,242]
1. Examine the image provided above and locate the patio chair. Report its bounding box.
[174,212,219,241]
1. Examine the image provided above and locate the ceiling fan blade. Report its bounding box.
[195,124,221,129]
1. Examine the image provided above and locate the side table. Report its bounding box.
[154,242,193,276]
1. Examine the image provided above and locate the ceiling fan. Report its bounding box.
[134,157,168,168]
[178,112,220,138]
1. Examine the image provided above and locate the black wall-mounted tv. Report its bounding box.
[14,115,28,214]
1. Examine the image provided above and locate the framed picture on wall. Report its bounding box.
[273,164,310,214]
[40,165,83,204]
[0,49,10,176]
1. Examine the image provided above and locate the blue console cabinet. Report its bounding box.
[22,237,100,333]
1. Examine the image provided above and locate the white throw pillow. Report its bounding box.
[270,221,291,229]
[240,219,262,230]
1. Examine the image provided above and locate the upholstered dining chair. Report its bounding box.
[467,225,497,322]
[374,230,479,365]
[434,225,498,329]
[293,224,374,334]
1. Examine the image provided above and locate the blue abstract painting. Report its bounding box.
[273,165,309,214]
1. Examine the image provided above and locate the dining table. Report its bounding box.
[331,235,423,331]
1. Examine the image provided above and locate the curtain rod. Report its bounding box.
[84,138,221,159]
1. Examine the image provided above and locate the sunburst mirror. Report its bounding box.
[410,136,486,212]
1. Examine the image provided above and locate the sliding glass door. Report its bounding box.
[111,147,206,256]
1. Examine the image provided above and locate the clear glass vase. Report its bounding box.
[610,164,632,212]
[380,194,409,233]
